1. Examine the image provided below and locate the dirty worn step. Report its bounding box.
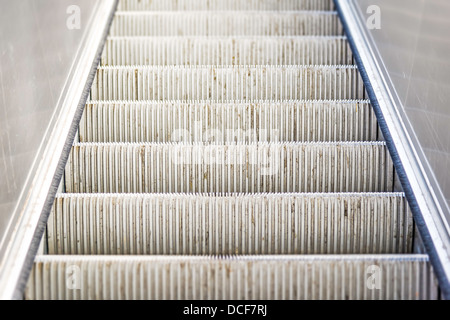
[25,255,437,300]
[80,100,378,143]
[47,193,413,255]
[90,66,364,101]
[64,142,394,194]
[110,12,342,37]
[101,36,353,66]
[117,0,336,12]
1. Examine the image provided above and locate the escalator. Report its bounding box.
[23,0,440,300]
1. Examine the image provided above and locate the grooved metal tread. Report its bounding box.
[117,0,336,12]
[48,193,413,255]
[91,65,364,101]
[26,255,437,300]
[65,142,394,194]
[80,100,378,143]
[110,12,342,37]
[101,36,353,66]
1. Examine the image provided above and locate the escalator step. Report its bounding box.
[101,36,353,66]
[47,193,413,255]
[25,255,437,300]
[79,100,378,143]
[117,0,336,12]
[90,65,364,101]
[65,142,394,194]
[110,12,342,37]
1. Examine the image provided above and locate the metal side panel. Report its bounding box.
[0,0,118,299]
[25,255,438,300]
[335,0,450,298]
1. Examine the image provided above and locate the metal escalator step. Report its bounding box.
[47,193,413,255]
[65,142,394,194]
[110,12,342,37]
[79,100,378,143]
[117,0,336,12]
[90,66,364,101]
[25,255,437,300]
[101,36,353,66]
[25,0,438,300]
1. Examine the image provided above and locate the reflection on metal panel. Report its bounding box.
[0,0,89,242]
[0,0,116,299]
[0,0,90,242]
[336,0,450,297]
[353,0,450,221]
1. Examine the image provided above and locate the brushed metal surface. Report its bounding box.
[352,0,450,227]
[0,0,117,299]
[0,0,93,253]
[336,0,450,297]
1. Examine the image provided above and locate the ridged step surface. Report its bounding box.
[48,193,413,255]
[110,12,342,37]
[117,0,336,12]
[79,100,378,143]
[26,255,437,300]
[101,36,353,66]
[91,66,364,101]
[65,142,394,194]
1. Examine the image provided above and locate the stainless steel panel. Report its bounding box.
[0,0,93,253]
[352,0,450,227]
[0,0,117,299]
[336,0,450,297]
